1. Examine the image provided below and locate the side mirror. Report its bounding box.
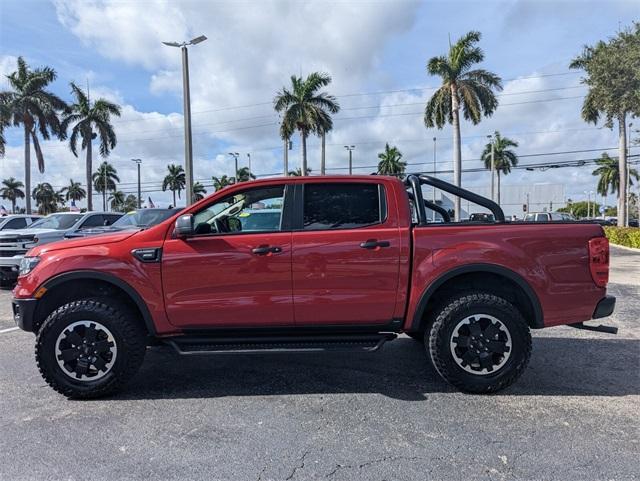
[175,214,194,237]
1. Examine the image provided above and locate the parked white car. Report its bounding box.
[0,214,41,231]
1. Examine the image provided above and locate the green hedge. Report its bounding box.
[603,226,640,249]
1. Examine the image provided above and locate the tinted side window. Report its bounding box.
[303,183,383,230]
[103,214,121,226]
[80,215,105,228]
[4,218,27,229]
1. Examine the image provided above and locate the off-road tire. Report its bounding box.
[35,298,146,399]
[427,292,532,394]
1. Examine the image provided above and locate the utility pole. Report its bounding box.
[131,158,142,208]
[162,35,207,206]
[283,139,289,175]
[627,122,633,226]
[584,190,593,218]
[228,152,239,182]
[247,153,252,179]
[344,145,355,175]
[526,192,530,214]
[487,134,495,202]
[432,137,437,221]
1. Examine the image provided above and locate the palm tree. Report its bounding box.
[162,164,186,206]
[0,57,67,214]
[377,144,406,176]
[32,182,58,215]
[288,167,313,177]
[212,175,232,191]
[235,167,256,183]
[60,178,86,203]
[592,152,639,197]
[122,194,138,212]
[481,131,519,204]
[108,190,125,211]
[274,72,340,176]
[0,102,9,158]
[92,161,119,211]
[61,82,121,212]
[0,177,25,213]
[424,31,503,220]
[570,24,640,226]
[192,182,207,201]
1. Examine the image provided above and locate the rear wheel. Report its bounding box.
[35,299,146,399]
[427,292,531,393]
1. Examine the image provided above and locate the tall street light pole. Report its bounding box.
[228,152,239,182]
[247,153,252,179]
[131,158,142,208]
[487,134,495,202]
[162,35,207,207]
[627,122,633,226]
[344,145,355,175]
[432,137,437,221]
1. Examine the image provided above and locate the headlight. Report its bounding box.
[19,256,40,276]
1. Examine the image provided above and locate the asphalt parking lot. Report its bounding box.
[0,246,638,481]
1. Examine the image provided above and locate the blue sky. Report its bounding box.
[0,0,638,210]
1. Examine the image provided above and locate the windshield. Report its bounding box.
[29,214,83,230]
[112,209,178,228]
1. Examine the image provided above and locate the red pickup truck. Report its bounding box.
[12,175,615,398]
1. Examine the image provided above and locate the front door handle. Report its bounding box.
[360,239,391,249]
[251,245,282,255]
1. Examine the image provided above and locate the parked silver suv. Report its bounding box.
[0,211,121,287]
[0,214,41,231]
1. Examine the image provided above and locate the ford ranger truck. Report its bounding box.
[11,175,616,398]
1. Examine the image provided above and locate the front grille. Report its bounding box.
[0,250,26,257]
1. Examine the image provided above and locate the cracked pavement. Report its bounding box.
[0,246,637,480]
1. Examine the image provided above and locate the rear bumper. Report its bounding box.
[592,295,616,319]
[12,298,37,332]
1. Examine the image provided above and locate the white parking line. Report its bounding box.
[0,326,19,334]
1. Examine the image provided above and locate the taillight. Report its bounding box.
[588,237,609,287]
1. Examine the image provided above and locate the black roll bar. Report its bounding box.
[405,174,505,224]
[406,191,451,223]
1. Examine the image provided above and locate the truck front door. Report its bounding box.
[162,184,294,329]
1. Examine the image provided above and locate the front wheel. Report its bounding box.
[35,299,146,399]
[427,292,532,393]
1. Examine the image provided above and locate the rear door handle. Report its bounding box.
[251,245,282,255]
[359,239,391,249]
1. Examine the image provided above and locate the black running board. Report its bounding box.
[163,333,397,356]
[569,322,618,334]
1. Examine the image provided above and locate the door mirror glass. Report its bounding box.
[175,214,194,237]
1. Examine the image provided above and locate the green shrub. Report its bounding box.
[603,226,640,249]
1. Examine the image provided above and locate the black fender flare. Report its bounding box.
[410,263,544,330]
[40,270,157,335]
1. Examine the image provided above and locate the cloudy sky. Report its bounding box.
[0,0,637,210]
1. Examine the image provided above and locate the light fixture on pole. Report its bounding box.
[130,158,142,209]
[344,145,355,175]
[228,152,239,182]
[162,34,208,206]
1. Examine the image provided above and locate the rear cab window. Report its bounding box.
[302,183,386,230]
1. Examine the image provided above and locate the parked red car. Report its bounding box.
[12,175,615,398]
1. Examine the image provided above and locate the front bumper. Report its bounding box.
[593,295,616,319]
[12,298,37,332]
[0,256,23,283]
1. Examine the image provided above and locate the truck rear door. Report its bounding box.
[291,180,402,326]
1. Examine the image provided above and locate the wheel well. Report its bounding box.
[33,278,149,335]
[416,271,540,331]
